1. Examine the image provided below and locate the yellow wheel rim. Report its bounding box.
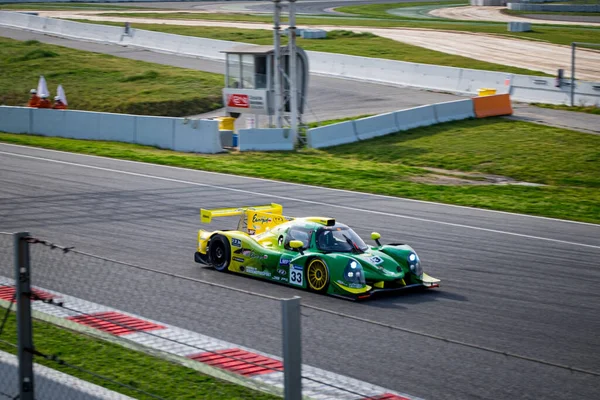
[308,259,328,291]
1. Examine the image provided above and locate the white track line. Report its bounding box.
[1,149,599,250]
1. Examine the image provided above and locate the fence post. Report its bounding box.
[282,296,301,400]
[570,42,576,107]
[14,232,35,400]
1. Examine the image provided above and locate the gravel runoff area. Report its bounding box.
[430,5,600,26]
[34,11,600,81]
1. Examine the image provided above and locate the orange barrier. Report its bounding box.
[472,93,513,118]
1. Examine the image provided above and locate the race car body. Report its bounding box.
[195,203,439,300]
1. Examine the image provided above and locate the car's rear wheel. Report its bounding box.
[208,234,231,272]
[307,258,329,293]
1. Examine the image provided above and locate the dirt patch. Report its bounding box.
[411,167,546,186]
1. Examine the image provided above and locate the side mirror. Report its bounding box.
[371,232,382,247]
[289,240,305,254]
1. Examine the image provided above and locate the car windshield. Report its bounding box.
[315,226,369,253]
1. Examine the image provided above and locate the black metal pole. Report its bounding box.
[14,232,35,400]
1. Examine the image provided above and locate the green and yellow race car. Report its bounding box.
[194,204,439,300]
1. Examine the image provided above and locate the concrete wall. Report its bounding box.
[470,0,507,6]
[308,99,475,149]
[508,3,600,12]
[238,128,294,151]
[1,12,599,106]
[0,106,223,153]
[0,0,189,3]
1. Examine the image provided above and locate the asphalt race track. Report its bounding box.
[0,144,599,400]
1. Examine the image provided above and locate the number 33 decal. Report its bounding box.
[289,265,304,286]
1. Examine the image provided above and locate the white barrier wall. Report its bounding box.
[0,106,222,154]
[433,99,475,123]
[308,99,475,149]
[0,0,190,2]
[395,105,437,130]
[238,128,294,151]
[306,121,357,149]
[508,3,600,12]
[354,112,398,141]
[0,106,32,134]
[1,12,599,106]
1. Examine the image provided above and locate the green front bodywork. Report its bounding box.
[198,219,439,299]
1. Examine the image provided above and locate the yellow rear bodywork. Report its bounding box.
[198,203,294,253]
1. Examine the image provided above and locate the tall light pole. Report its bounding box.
[273,0,283,128]
[288,0,298,144]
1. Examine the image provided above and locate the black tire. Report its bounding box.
[208,235,231,272]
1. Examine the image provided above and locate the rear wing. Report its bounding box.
[201,203,282,224]
[200,203,293,234]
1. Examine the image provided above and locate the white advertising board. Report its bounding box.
[223,88,271,115]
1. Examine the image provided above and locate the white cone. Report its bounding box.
[37,75,49,98]
[57,84,68,105]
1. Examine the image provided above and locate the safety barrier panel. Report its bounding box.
[175,119,222,153]
[394,105,437,130]
[238,128,294,151]
[1,12,599,106]
[472,94,513,118]
[308,99,477,149]
[0,0,183,2]
[0,106,222,154]
[307,121,357,149]
[0,106,31,134]
[64,110,136,142]
[470,0,507,5]
[354,112,398,141]
[456,69,511,97]
[510,75,600,106]
[508,22,532,32]
[433,99,475,123]
[508,3,600,12]
[136,115,174,149]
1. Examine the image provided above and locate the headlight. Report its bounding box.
[407,252,422,276]
[343,259,365,286]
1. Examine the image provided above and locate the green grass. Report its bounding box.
[1,118,599,223]
[0,37,224,116]
[0,311,279,399]
[77,21,545,76]
[532,102,600,114]
[335,1,467,19]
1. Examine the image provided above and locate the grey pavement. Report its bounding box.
[511,103,600,134]
[2,26,598,134]
[0,350,134,400]
[0,144,598,400]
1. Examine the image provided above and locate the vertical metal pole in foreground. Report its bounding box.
[570,42,576,107]
[282,297,301,400]
[288,0,299,145]
[273,0,283,128]
[14,232,35,400]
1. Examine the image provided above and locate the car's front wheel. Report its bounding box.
[208,234,231,272]
[307,258,329,293]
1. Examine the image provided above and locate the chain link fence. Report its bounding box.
[0,232,393,400]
